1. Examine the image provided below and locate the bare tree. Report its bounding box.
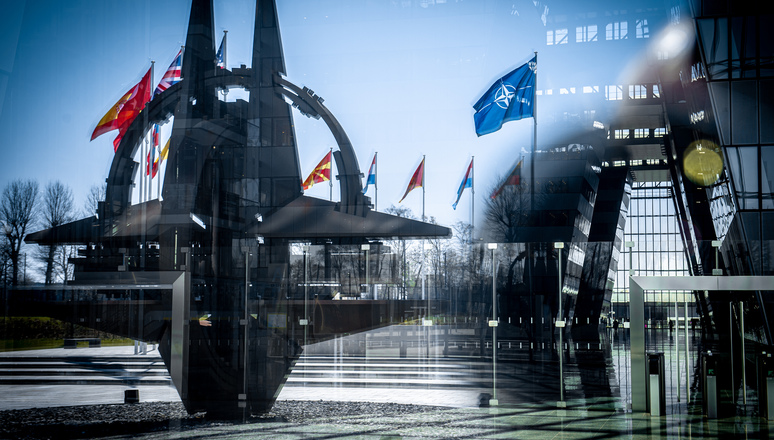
[83,182,107,217]
[384,205,416,299]
[1,235,11,288]
[37,181,75,284]
[0,179,39,285]
[53,244,78,283]
[484,176,531,243]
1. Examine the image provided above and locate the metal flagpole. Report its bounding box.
[139,135,145,204]
[471,156,475,242]
[374,152,378,211]
[156,129,162,200]
[222,31,228,100]
[329,147,333,201]
[531,52,537,212]
[147,61,155,202]
[422,155,426,222]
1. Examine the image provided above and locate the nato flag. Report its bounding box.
[473,56,536,136]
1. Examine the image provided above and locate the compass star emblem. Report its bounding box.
[494,83,516,109]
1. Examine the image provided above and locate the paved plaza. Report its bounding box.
[2,328,773,438]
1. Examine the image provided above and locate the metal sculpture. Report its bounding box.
[25,0,449,418]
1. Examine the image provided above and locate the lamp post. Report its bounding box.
[554,242,565,407]
[423,242,433,358]
[487,242,498,406]
[302,245,309,347]
[362,244,370,298]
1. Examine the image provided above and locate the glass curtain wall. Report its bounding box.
[613,181,693,322]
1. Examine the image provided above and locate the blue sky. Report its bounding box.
[1,0,657,230]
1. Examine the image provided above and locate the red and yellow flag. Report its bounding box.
[399,158,424,203]
[302,150,332,190]
[91,67,153,152]
[490,159,523,199]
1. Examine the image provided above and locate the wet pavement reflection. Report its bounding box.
[280,323,703,415]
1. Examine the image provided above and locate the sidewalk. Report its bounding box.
[0,345,180,410]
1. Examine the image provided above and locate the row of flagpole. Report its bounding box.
[302,150,479,227]
[302,51,537,233]
[92,31,535,222]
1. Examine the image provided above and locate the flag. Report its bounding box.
[146,124,160,177]
[491,159,523,199]
[159,138,170,162]
[453,159,473,210]
[302,150,332,190]
[362,153,377,194]
[216,32,226,69]
[147,138,171,178]
[91,67,153,152]
[154,48,183,96]
[399,158,424,203]
[473,56,536,136]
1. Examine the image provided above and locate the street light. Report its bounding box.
[554,242,565,407]
[361,244,370,298]
[301,245,310,347]
[423,242,432,321]
[487,242,498,406]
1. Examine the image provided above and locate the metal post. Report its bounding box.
[684,298,690,403]
[488,243,498,406]
[423,242,432,319]
[363,244,370,296]
[630,277,646,412]
[675,301,680,402]
[740,300,747,405]
[303,245,309,347]
[243,248,250,414]
[730,301,735,404]
[555,242,564,406]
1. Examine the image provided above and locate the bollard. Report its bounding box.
[703,352,718,418]
[647,353,665,416]
[125,389,140,404]
[759,353,774,420]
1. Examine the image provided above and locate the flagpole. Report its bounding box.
[139,135,144,203]
[156,125,161,200]
[329,147,333,201]
[422,155,426,222]
[374,152,378,211]
[531,51,537,213]
[471,156,475,243]
[222,31,228,100]
[148,60,155,202]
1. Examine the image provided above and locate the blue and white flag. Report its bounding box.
[452,158,473,210]
[216,32,227,69]
[362,153,377,194]
[473,56,536,136]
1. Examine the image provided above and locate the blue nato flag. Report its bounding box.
[473,56,536,136]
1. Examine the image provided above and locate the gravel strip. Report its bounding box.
[0,400,447,439]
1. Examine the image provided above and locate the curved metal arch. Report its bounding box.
[274,75,370,216]
[103,72,256,219]
[103,82,183,218]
